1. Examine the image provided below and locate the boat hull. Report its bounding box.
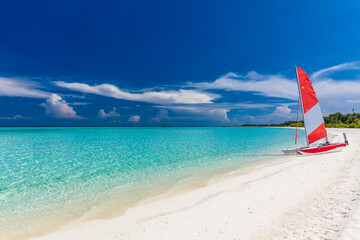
[282,147,303,155]
[297,143,346,155]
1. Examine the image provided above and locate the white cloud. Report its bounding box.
[157,102,273,110]
[129,115,140,123]
[150,110,169,123]
[3,61,360,124]
[274,104,292,115]
[268,104,295,121]
[311,77,360,113]
[156,102,274,123]
[40,94,82,119]
[69,102,91,106]
[311,61,360,79]
[54,81,217,104]
[179,106,230,122]
[0,115,33,120]
[241,115,256,123]
[190,72,298,100]
[98,107,120,118]
[190,62,360,115]
[240,107,296,125]
[313,79,360,99]
[0,76,50,98]
[157,105,230,122]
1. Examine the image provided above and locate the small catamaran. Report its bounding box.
[282,66,348,155]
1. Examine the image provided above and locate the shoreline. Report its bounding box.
[31,128,360,240]
[26,141,288,240]
[1,127,295,240]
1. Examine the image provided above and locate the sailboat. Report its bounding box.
[282,66,348,155]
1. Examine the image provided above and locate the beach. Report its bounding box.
[30,128,360,240]
[2,1,360,239]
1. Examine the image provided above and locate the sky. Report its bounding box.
[1,0,360,126]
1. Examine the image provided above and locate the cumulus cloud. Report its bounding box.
[129,115,140,123]
[0,115,33,120]
[40,94,82,119]
[150,110,169,123]
[274,104,292,115]
[241,115,256,123]
[0,77,50,98]
[54,81,217,104]
[98,107,120,118]
[268,104,295,122]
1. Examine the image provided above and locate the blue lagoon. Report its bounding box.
[0,127,303,239]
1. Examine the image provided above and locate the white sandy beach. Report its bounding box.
[32,128,360,240]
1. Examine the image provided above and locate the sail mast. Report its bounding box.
[295,65,309,147]
[295,98,300,144]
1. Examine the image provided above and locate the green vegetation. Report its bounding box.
[323,112,360,128]
[277,112,360,128]
[277,120,304,127]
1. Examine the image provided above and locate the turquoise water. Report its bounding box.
[0,127,304,239]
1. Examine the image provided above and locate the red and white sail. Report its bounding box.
[296,67,327,145]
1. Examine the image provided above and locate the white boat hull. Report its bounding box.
[282,147,303,155]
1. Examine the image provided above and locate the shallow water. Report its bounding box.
[0,127,304,239]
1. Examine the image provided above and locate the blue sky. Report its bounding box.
[1,0,360,126]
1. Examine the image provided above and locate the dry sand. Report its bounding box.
[32,128,360,240]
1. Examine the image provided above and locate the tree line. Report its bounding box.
[278,112,360,128]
